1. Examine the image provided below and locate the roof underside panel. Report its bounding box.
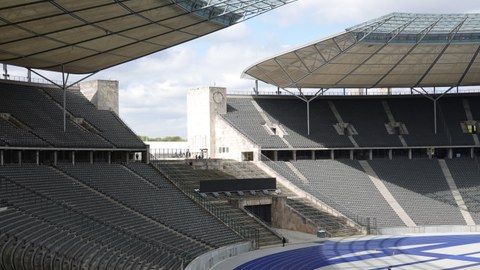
[0,0,296,74]
[243,12,480,88]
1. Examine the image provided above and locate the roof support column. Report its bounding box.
[280,87,328,136]
[62,65,67,132]
[412,86,454,135]
[2,64,8,80]
[27,67,98,132]
[434,99,437,134]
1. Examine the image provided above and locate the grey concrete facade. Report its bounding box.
[79,80,119,115]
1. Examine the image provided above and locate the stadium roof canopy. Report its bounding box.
[243,12,480,89]
[0,0,294,74]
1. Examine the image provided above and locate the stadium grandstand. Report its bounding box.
[3,2,480,269]
[0,1,299,270]
[187,12,480,269]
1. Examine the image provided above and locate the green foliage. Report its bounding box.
[138,135,186,142]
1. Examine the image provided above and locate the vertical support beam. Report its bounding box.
[306,100,311,136]
[350,149,354,160]
[36,150,39,165]
[448,148,453,159]
[0,150,3,166]
[90,151,94,164]
[292,150,297,161]
[54,151,58,166]
[3,64,8,80]
[62,75,66,132]
[254,80,259,95]
[433,99,437,134]
[388,149,393,160]
[330,150,334,160]
[311,150,315,160]
[18,151,21,165]
[145,144,150,164]
[27,68,31,82]
[72,151,75,165]
[471,147,475,159]
[108,151,112,164]
[408,149,412,160]
[369,149,373,160]
[273,151,278,161]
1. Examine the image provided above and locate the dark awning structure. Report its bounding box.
[243,13,480,89]
[0,0,295,74]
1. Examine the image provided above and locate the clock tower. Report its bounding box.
[187,87,227,158]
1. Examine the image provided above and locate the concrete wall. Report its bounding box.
[214,116,261,161]
[271,197,318,235]
[187,87,227,158]
[79,80,119,115]
[185,242,252,270]
[377,225,480,235]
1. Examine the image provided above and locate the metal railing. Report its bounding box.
[150,161,260,249]
[228,88,480,97]
[0,176,193,264]
[260,154,376,234]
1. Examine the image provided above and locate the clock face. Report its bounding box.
[213,92,224,103]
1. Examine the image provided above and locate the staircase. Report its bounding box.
[152,161,283,247]
[287,198,360,237]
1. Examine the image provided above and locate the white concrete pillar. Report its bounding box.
[311,150,315,160]
[388,149,393,160]
[72,151,75,165]
[471,148,475,159]
[369,149,373,160]
[350,150,354,160]
[108,152,112,164]
[0,150,3,166]
[36,151,39,165]
[18,151,21,165]
[292,150,297,161]
[330,150,334,160]
[448,148,453,159]
[408,149,412,160]
[273,151,278,161]
[54,151,58,166]
[90,151,94,164]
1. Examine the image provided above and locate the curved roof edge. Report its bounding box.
[0,0,296,74]
[243,12,480,89]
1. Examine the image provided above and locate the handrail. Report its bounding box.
[260,154,375,233]
[227,88,480,97]
[0,176,190,261]
[150,160,261,249]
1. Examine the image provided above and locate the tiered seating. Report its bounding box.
[334,99,402,147]
[0,83,113,148]
[388,98,450,146]
[438,97,474,145]
[226,95,480,149]
[43,87,145,148]
[263,160,403,228]
[0,166,192,269]
[292,160,404,228]
[59,163,242,248]
[445,159,480,223]
[368,159,464,226]
[255,98,325,148]
[0,118,48,147]
[222,98,288,148]
[153,161,283,247]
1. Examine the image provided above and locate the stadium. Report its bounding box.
[1,1,480,270]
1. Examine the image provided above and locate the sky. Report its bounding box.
[6,0,480,138]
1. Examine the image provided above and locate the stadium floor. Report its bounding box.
[213,233,480,269]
